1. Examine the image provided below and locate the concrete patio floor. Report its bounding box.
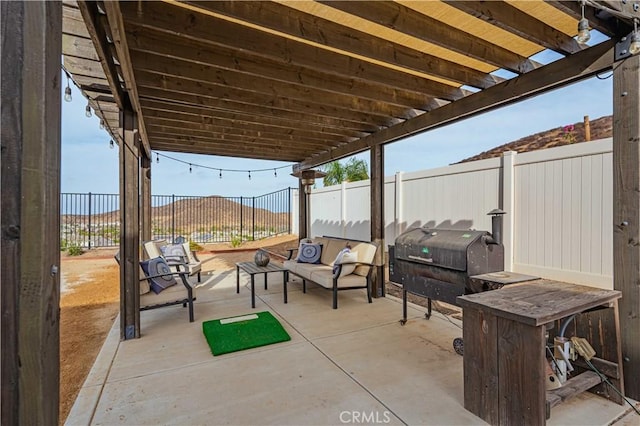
[66,265,639,425]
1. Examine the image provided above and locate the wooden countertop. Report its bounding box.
[457,279,621,326]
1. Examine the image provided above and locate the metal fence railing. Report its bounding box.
[61,188,293,249]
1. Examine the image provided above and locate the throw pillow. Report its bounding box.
[140,257,178,294]
[334,252,358,277]
[297,242,322,264]
[161,243,187,263]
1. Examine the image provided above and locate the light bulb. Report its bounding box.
[156,154,160,163]
[248,171,251,181]
[630,32,640,55]
[576,18,590,44]
[64,85,72,102]
[109,140,114,149]
[219,170,222,179]
[85,103,92,118]
[274,169,277,178]
[189,164,192,173]
[99,119,105,130]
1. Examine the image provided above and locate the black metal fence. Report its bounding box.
[61,188,293,249]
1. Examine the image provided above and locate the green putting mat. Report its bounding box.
[202,311,291,356]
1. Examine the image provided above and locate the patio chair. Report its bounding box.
[115,252,196,322]
[143,239,202,282]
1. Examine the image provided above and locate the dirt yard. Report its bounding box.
[59,234,297,423]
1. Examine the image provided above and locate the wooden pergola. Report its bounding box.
[2,1,640,423]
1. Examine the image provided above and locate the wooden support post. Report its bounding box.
[141,152,152,243]
[613,53,640,400]
[1,1,62,424]
[370,144,385,297]
[119,97,141,340]
[298,180,307,240]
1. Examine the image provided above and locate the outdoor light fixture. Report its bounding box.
[274,169,277,178]
[64,75,72,102]
[576,1,590,44]
[630,19,640,55]
[219,169,222,179]
[99,119,105,130]
[85,102,92,118]
[248,171,251,181]
[109,139,114,149]
[156,153,160,163]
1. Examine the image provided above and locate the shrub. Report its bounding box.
[189,241,203,252]
[231,235,242,248]
[67,245,84,256]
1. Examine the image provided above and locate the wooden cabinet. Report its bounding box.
[458,280,623,425]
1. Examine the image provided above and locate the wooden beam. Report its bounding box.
[141,153,151,243]
[145,120,343,146]
[319,0,540,74]
[120,1,467,101]
[146,125,335,151]
[132,57,419,120]
[102,0,151,158]
[299,40,615,169]
[139,98,378,134]
[127,29,437,111]
[142,107,365,140]
[76,1,124,108]
[370,144,385,298]
[187,0,502,90]
[445,1,582,55]
[613,52,640,400]
[119,98,141,340]
[135,78,397,127]
[151,140,304,162]
[546,1,630,38]
[1,1,61,424]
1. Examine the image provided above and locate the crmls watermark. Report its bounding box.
[339,410,392,424]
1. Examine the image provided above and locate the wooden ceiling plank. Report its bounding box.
[146,123,339,148]
[120,1,467,101]
[138,89,380,133]
[150,137,310,159]
[299,40,615,169]
[444,0,582,55]
[62,34,100,61]
[101,0,152,157]
[135,75,400,127]
[127,29,434,110]
[76,1,124,108]
[62,6,91,39]
[318,0,540,74]
[132,53,419,120]
[63,56,106,79]
[186,0,501,89]
[145,114,349,143]
[141,102,367,139]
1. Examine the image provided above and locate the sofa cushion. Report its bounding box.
[140,280,193,307]
[297,242,322,264]
[349,241,378,276]
[310,269,367,289]
[335,251,358,277]
[296,263,332,278]
[140,257,178,294]
[321,239,349,265]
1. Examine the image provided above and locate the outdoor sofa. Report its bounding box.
[284,236,379,309]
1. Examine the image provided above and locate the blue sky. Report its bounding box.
[62,36,613,197]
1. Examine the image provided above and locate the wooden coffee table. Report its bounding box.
[236,262,289,308]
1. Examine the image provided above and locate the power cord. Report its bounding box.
[583,358,640,416]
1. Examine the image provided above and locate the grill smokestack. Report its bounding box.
[487,208,506,246]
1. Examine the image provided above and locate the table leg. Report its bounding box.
[236,265,240,294]
[264,272,268,290]
[284,270,288,304]
[251,274,256,308]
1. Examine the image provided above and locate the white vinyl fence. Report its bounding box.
[309,138,613,289]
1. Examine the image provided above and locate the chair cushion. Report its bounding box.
[161,244,187,262]
[309,269,367,289]
[297,242,322,264]
[321,239,349,266]
[140,257,178,294]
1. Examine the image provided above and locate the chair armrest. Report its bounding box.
[333,261,373,278]
[286,247,299,260]
[140,271,189,281]
[190,250,201,262]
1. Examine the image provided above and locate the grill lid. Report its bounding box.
[394,228,488,271]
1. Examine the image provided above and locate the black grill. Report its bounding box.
[389,210,506,324]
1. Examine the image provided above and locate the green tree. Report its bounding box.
[322,158,369,186]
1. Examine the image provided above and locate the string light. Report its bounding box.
[109,140,114,149]
[153,151,291,179]
[85,102,92,118]
[64,73,72,102]
[576,1,590,44]
[99,119,105,130]
[630,19,640,56]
